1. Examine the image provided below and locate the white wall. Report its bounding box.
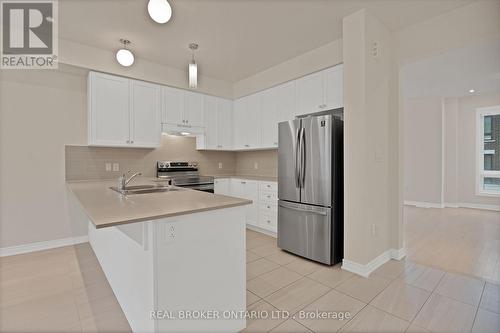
[59,39,234,99]
[0,66,89,248]
[403,92,500,208]
[404,98,443,204]
[233,39,343,98]
[397,0,500,65]
[343,9,400,266]
[456,93,500,206]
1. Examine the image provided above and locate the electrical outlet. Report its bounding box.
[105,163,112,172]
[371,41,381,59]
[218,162,223,169]
[166,225,176,243]
[112,163,119,172]
[254,162,259,170]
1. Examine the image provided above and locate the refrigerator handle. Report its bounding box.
[278,202,327,216]
[295,128,301,188]
[300,127,306,188]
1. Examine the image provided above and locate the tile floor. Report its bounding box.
[1,206,499,332]
[244,229,500,333]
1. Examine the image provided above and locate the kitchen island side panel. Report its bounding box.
[89,205,246,333]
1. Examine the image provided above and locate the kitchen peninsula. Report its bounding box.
[68,178,251,333]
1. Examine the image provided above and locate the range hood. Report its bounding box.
[161,123,205,137]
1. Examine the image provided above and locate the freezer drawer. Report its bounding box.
[277,200,332,265]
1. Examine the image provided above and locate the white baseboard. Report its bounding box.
[246,224,277,238]
[342,247,406,278]
[456,203,500,211]
[405,201,500,212]
[404,200,444,208]
[0,235,89,257]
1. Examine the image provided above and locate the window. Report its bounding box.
[477,106,500,196]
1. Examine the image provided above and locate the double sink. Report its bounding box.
[110,184,182,196]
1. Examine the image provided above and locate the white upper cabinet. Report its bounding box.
[162,88,204,128]
[260,88,279,148]
[297,70,325,114]
[88,72,161,148]
[324,64,343,110]
[217,98,233,150]
[296,64,344,115]
[184,91,204,127]
[130,80,161,147]
[233,94,261,150]
[162,86,184,125]
[276,80,297,122]
[199,96,232,150]
[203,95,218,149]
[88,72,130,146]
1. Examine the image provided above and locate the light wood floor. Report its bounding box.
[405,206,500,284]
[1,207,499,332]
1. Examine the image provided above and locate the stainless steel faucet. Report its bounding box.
[118,171,142,191]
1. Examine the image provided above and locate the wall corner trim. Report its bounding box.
[341,248,407,278]
[0,236,89,257]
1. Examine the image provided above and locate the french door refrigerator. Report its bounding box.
[277,114,343,265]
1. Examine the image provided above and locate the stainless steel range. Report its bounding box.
[157,161,214,193]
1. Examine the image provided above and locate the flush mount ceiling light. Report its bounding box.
[116,39,135,67]
[188,43,198,89]
[148,0,172,24]
[469,89,475,93]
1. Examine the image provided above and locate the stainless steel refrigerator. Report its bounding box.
[277,113,343,265]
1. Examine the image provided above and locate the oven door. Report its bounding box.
[181,184,214,193]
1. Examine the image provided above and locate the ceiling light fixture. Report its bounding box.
[116,39,135,67]
[180,131,191,136]
[188,43,198,89]
[469,89,475,93]
[148,0,172,24]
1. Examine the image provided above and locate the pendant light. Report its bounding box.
[116,39,134,67]
[148,0,172,24]
[188,43,198,89]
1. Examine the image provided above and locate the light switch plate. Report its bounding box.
[112,163,119,172]
[218,162,222,169]
[105,163,112,172]
[254,162,258,170]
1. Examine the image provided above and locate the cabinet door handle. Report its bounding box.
[131,140,134,143]
[244,144,250,147]
[241,181,246,184]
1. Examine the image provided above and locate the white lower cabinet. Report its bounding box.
[215,178,278,233]
[258,182,278,232]
[231,179,259,227]
[214,178,231,196]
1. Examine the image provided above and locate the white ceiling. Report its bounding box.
[402,38,500,99]
[59,0,473,82]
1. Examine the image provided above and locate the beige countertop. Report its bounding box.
[67,178,252,229]
[209,174,278,182]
